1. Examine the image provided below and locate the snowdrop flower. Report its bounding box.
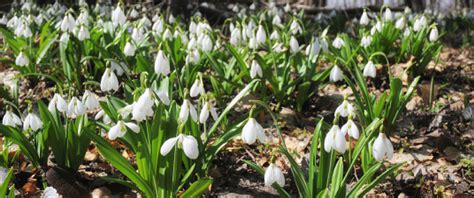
[66,97,86,118]
[360,11,369,25]
[77,26,90,41]
[284,3,291,13]
[162,28,172,40]
[160,134,199,159]
[108,120,139,140]
[129,9,139,19]
[383,8,393,21]
[2,111,22,127]
[413,16,427,32]
[329,65,343,82]
[248,37,257,49]
[77,10,89,26]
[118,103,134,118]
[395,17,406,29]
[429,27,438,42]
[15,22,32,38]
[152,18,164,34]
[289,20,302,35]
[341,119,359,139]
[60,13,76,32]
[110,61,125,76]
[179,99,198,123]
[335,100,354,117]
[82,90,99,111]
[131,28,145,44]
[100,68,119,92]
[306,38,321,60]
[272,15,281,26]
[154,50,170,76]
[363,61,376,78]
[7,16,18,28]
[15,51,29,67]
[403,28,411,37]
[60,33,70,44]
[23,113,43,131]
[155,90,170,106]
[332,36,344,49]
[241,118,268,144]
[123,42,136,56]
[199,101,218,123]
[199,35,213,52]
[48,94,67,113]
[289,36,300,53]
[264,163,285,187]
[372,133,394,161]
[42,186,59,198]
[95,110,111,125]
[111,6,126,27]
[324,125,346,153]
[35,14,44,26]
[321,38,329,52]
[132,89,155,122]
[270,30,279,41]
[190,78,205,97]
[361,35,372,48]
[168,14,175,23]
[256,25,266,45]
[230,27,242,46]
[250,60,263,79]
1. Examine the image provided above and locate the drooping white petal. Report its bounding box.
[363,61,376,78]
[329,65,343,82]
[160,137,179,156]
[182,135,199,159]
[124,122,140,133]
[242,118,258,144]
[154,50,170,76]
[264,164,285,187]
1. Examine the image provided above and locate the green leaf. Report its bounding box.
[0,168,13,196]
[330,157,345,198]
[180,178,213,198]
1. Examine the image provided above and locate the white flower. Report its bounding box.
[372,133,394,161]
[250,60,263,79]
[95,110,111,124]
[162,28,172,40]
[363,61,376,78]
[360,11,369,25]
[395,17,406,29]
[77,11,89,26]
[272,15,281,26]
[131,28,145,44]
[335,100,354,117]
[48,94,68,113]
[329,65,343,82]
[152,18,164,34]
[100,68,119,92]
[413,16,427,32]
[289,36,300,53]
[77,26,90,41]
[179,99,198,123]
[383,8,393,21]
[160,134,199,159]
[199,35,213,52]
[110,61,126,76]
[289,20,301,35]
[60,13,76,32]
[2,111,22,127]
[123,42,136,56]
[256,25,266,45]
[321,38,329,52]
[23,113,43,131]
[129,9,139,19]
[324,125,346,153]
[66,97,86,118]
[429,27,438,42]
[155,90,170,106]
[241,118,268,144]
[154,50,170,76]
[108,120,139,140]
[403,28,411,37]
[190,78,205,97]
[264,163,285,187]
[230,27,242,46]
[132,88,155,122]
[284,3,291,12]
[15,52,29,67]
[60,33,70,44]
[199,101,218,123]
[118,103,134,118]
[361,35,372,48]
[111,6,126,27]
[341,119,359,139]
[270,30,279,41]
[82,90,99,111]
[306,38,321,61]
[41,186,59,198]
[332,36,345,49]
[248,37,257,49]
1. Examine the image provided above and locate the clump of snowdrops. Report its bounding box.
[0,1,444,197]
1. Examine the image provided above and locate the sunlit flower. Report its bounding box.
[250,60,263,78]
[270,30,279,41]
[42,186,59,198]
[372,133,394,161]
[132,88,155,122]
[289,20,301,35]
[108,120,139,140]
[361,35,372,48]
[66,97,86,118]
[256,25,266,45]
[383,8,393,21]
[335,100,354,117]
[264,163,285,187]
[123,42,136,56]
[190,78,205,97]
[230,27,242,46]
[360,11,369,25]
[2,110,22,127]
[60,13,76,32]
[100,68,119,92]
[363,60,376,78]
[242,118,268,144]
[15,51,29,67]
[179,99,198,123]
[429,27,438,42]
[289,36,300,53]
[341,119,359,139]
[199,101,218,123]
[77,25,90,41]
[154,50,170,76]
[82,90,99,111]
[329,65,343,82]
[111,6,126,27]
[48,94,68,113]
[110,61,126,76]
[332,36,344,49]
[23,112,43,131]
[272,15,281,26]
[413,16,427,32]
[324,125,346,153]
[160,134,199,159]
[395,17,406,29]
